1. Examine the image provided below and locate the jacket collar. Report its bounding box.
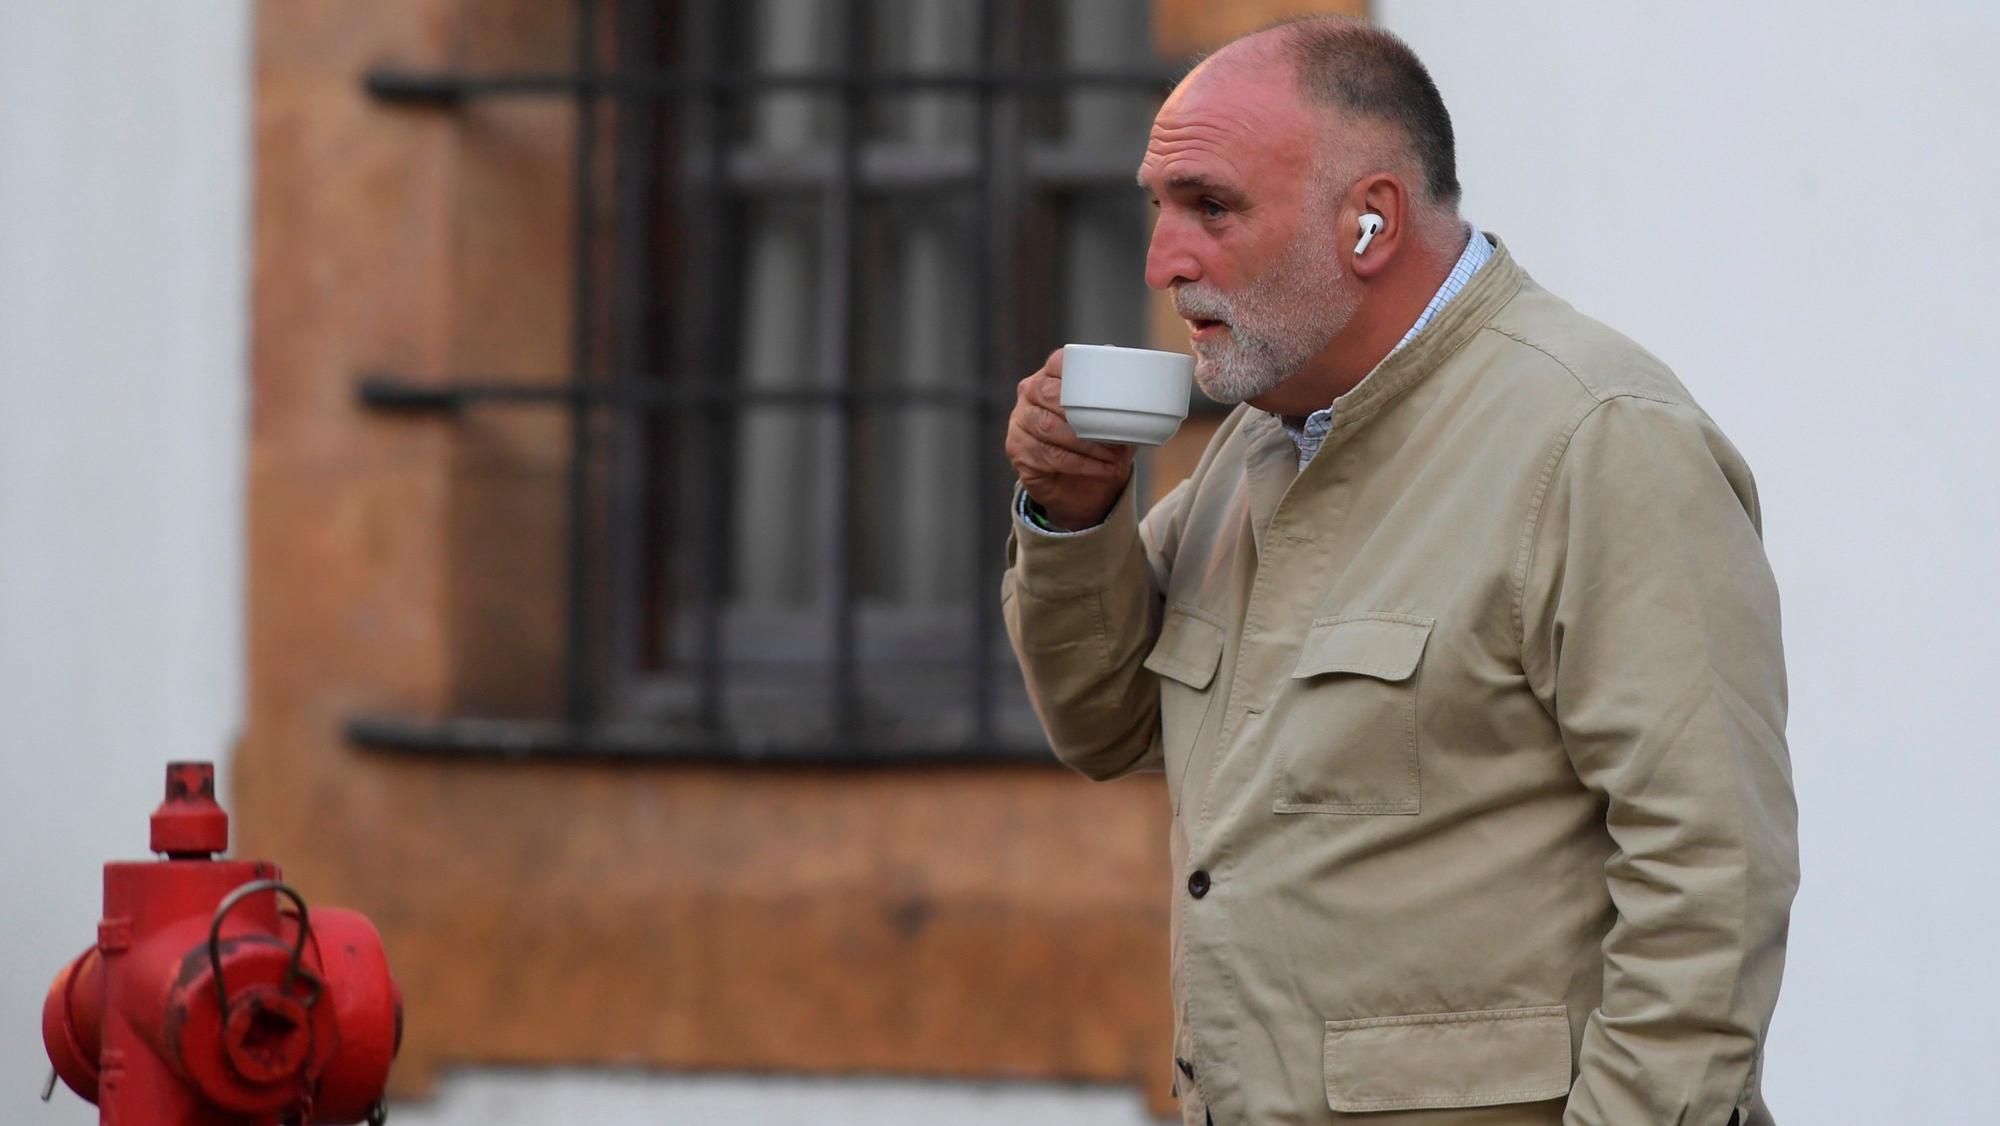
[1230,235,1525,555]
[1240,232,1525,449]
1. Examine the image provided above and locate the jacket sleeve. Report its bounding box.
[1519,395,1800,1126]
[1001,478,1189,780]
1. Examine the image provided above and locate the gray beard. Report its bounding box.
[1176,226,1356,404]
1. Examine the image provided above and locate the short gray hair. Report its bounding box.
[1268,16,1462,209]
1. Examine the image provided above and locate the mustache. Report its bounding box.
[1174,285,1235,323]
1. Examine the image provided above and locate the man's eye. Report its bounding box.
[1200,199,1228,220]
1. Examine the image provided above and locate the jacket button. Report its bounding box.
[1188,869,1211,898]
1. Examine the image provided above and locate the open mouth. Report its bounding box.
[1185,317,1227,340]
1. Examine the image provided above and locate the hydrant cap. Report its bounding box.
[151,762,229,857]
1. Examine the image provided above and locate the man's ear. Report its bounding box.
[1348,173,1411,279]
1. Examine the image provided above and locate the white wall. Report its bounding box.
[1376,2,2000,1122]
[0,2,251,1123]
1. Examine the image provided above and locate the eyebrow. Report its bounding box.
[1137,172,1241,199]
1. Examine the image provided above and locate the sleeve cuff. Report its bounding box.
[1016,489,1105,537]
[1007,482,1143,597]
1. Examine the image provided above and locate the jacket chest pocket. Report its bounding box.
[1273,613,1433,815]
[1142,604,1226,811]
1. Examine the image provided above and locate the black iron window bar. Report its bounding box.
[348,0,1180,766]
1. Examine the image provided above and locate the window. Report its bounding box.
[353,0,1176,763]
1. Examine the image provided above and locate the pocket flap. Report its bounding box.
[1323,1005,1571,1113]
[1293,614,1433,681]
[1143,606,1225,690]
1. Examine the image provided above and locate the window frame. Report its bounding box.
[351,0,1181,765]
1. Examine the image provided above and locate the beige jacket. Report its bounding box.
[1003,238,1798,1125]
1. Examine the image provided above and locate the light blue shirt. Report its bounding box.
[1020,224,1492,535]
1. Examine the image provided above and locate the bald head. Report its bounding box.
[1137,18,1473,411]
[1194,17,1461,214]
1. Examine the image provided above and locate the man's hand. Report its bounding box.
[1005,348,1136,530]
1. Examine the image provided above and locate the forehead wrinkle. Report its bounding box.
[1139,118,1309,195]
[1153,99,1287,148]
[1141,119,1241,175]
[1138,144,1246,196]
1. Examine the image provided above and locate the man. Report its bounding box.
[1001,16,1798,1126]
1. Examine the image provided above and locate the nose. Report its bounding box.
[1145,213,1200,292]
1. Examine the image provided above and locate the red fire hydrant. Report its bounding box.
[42,762,402,1125]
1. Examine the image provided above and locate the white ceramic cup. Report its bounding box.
[1059,343,1195,446]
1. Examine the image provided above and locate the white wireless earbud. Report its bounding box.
[1354,212,1385,256]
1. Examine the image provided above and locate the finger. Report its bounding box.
[1021,403,1126,465]
[1018,435,1134,480]
[1017,350,1064,401]
[1024,371,1060,412]
[1008,443,1133,490]
[1021,358,1069,407]
[1030,396,1136,467]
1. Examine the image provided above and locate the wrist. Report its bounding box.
[1026,488,1122,533]
[1024,495,1081,533]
